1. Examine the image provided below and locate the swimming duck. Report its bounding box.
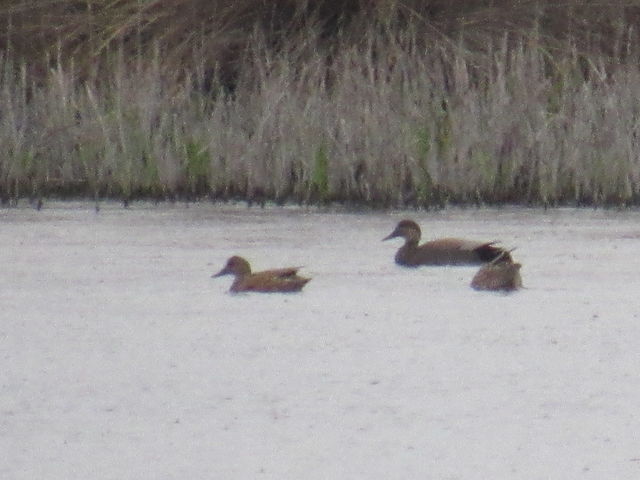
[471,253,523,291]
[383,219,511,266]
[212,256,310,293]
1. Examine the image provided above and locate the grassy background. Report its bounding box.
[2,0,640,208]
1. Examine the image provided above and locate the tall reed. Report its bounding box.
[2,3,640,207]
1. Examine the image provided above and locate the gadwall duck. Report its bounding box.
[383,219,511,266]
[471,253,522,291]
[212,256,310,293]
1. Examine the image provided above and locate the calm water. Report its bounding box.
[2,202,640,479]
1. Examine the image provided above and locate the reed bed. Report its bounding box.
[2,1,640,207]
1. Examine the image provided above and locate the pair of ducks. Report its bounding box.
[213,219,522,293]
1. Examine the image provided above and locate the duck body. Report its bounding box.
[471,259,522,291]
[213,256,310,293]
[384,219,510,267]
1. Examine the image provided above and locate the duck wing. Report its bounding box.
[425,237,495,251]
[263,267,303,279]
[235,269,310,293]
[423,238,474,251]
[418,238,510,264]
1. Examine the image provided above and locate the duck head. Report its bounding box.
[383,219,422,243]
[212,256,252,278]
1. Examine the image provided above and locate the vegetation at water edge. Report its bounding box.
[2,1,640,208]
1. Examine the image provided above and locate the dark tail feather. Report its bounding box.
[475,243,513,263]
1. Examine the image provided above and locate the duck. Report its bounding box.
[471,252,523,291]
[383,219,511,266]
[212,256,310,293]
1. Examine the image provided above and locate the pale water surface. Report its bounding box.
[2,203,640,479]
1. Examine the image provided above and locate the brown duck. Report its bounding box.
[212,256,310,293]
[471,253,522,291]
[383,219,511,266]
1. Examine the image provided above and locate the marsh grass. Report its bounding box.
[3,1,640,207]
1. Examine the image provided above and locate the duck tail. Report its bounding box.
[476,243,514,263]
[490,247,518,264]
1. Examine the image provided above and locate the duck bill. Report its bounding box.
[382,230,399,241]
[212,267,229,278]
